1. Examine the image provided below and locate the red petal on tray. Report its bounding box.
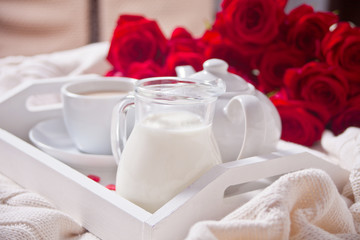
[87,174,101,183]
[106,184,116,191]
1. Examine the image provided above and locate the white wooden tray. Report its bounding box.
[0,129,350,240]
[0,77,350,239]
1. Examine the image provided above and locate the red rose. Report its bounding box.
[202,34,248,69]
[322,22,360,87]
[106,15,168,75]
[284,62,349,116]
[168,27,204,53]
[126,60,164,79]
[286,4,338,59]
[164,52,204,76]
[257,42,307,93]
[330,95,360,135]
[214,0,286,55]
[163,27,205,75]
[200,30,257,85]
[170,27,193,40]
[271,98,327,146]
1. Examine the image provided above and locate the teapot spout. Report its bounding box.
[175,65,196,78]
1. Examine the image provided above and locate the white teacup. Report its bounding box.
[61,77,135,155]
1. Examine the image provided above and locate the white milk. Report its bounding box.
[116,111,221,213]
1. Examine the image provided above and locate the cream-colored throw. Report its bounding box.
[322,128,360,172]
[0,173,99,240]
[186,168,360,239]
[186,128,360,239]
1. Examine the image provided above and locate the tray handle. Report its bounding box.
[0,74,99,141]
[144,151,349,240]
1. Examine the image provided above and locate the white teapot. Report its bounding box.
[176,59,282,162]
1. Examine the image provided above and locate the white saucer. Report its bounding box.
[29,118,117,184]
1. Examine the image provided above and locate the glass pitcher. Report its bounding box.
[111,77,225,213]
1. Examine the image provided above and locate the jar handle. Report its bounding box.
[111,94,135,165]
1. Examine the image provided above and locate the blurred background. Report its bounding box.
[0,0,359,58]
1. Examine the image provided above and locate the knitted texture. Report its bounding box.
[186,127,360,240]
[186,168,360,240]
[0,174,99,240]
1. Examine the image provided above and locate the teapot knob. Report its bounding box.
[203,59,229,74]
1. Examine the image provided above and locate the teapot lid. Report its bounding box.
[194,59,250,92]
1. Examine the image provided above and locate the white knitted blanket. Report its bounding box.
[186,128,360,240]
[0,174,99,240]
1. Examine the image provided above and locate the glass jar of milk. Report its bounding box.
[111,77,225,213]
